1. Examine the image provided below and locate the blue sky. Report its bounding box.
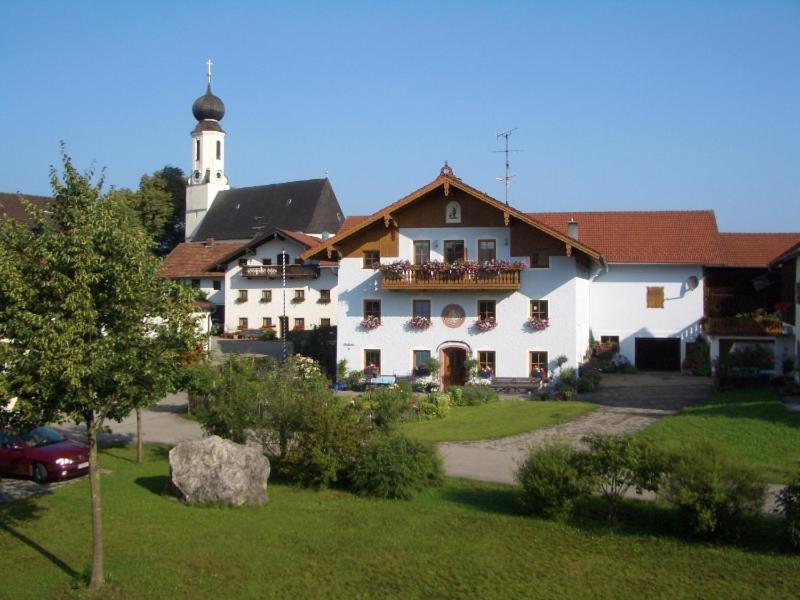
[2,1,798,231]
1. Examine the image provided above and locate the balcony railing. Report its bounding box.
[241,265,319,279]
[701,316,784,336]
[381,266,522,291]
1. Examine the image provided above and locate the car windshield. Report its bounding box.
[21,426,65,448]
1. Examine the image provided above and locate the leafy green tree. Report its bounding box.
[108,165,185,255]
[0,150,200,592]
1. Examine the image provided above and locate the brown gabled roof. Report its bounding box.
[301,174,602,261]
[719,233,800,268]
[0,192,53,228]
[529,210,724,265]
[159,241,243,278]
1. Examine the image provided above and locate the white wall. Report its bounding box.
[182,277,224,306]
[336,223,584,378]
[224,237,338,333]
[588,264,705,365]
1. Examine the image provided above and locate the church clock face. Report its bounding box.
[193,170,201,182]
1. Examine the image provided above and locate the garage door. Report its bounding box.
[634,338,681,371]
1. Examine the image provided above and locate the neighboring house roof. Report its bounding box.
[770,241,800,267]
[719,233,800,269]
[0,192,53,228]
[192,178,344,241]
[529,210,724,265]
[159,241,243,278]
[302,172,602,261]
[213,228,330,265]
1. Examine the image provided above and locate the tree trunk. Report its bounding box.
[136,409,143,464]
[86,414,105,592]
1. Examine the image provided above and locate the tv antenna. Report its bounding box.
[493,128,522,205]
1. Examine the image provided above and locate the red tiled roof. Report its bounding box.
[528,210,724,265]
[159,241,243,278]
[339,216,370,234]
[719,233,800,268]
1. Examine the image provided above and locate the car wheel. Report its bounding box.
[32,463,49,484]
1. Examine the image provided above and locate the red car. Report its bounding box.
[0,426,89,483]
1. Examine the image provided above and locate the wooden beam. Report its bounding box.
[444,181,451,197]
[566,243,572,257]
[503,211,510,226]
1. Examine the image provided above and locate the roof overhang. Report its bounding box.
[300,174,603,262]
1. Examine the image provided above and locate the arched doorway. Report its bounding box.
[441,347,467,388]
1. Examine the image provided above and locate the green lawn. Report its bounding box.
[637,387,800,483]
[0,445,797,599]
[399,400,598,443]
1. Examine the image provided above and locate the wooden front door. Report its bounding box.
[442,347,467,388]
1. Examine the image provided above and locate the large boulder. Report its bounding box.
[168,436,270,506]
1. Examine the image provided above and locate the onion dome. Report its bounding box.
[192,85,225,122]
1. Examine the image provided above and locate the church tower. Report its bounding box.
[185,60,230,241]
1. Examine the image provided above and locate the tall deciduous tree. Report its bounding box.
[108,165,185,255]
[0,150,200,592]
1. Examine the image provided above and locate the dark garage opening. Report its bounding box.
[635,337,681,371]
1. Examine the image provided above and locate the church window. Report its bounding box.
[216,140,221,160]
[195,140,200,161]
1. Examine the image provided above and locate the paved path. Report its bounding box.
[441,373,713,485]
[53,392,203,446]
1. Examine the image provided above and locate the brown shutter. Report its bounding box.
[647,287,664,308]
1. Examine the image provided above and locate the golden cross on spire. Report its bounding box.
[206,59,213,85]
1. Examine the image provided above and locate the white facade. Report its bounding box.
[589,264,705,365]
[224,236,338,334]
[336,225,593,377]
[178,277,225,307]
[185,123,229,241]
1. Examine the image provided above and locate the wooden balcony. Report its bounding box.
[381,267,522,291]
[702,316,784,336]
[241,265,319,279]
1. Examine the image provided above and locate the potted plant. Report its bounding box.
[526,317,549,331]
[474,317,498,332]
[409,315,432,330]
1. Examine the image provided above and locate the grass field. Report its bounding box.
[399,400,598,443]
[637,387,800,483]
[1,445,797,599]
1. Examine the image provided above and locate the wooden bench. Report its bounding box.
[490,377,543,394]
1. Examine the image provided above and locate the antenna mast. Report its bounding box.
[494,128,522,205]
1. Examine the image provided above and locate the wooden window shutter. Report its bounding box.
[646,287,664,309]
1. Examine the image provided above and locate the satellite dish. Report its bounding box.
[686,275,699,291]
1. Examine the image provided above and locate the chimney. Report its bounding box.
[567,218,579,241]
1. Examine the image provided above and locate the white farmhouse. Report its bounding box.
[302,164,799,384]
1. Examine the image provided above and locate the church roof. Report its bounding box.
[191,178,344,241]
[0,192,52,228]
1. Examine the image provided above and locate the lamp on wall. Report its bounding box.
[504,237,509,247]
[433,240,439,249]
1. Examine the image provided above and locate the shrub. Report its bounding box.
[620,363,639,374]
[462,384,499,405]
[447,384,498,406]
[683,337,711,376]
[259,328,277,340]
[196,356,370,488]
[558,367,577,389]
[582,434,665,515]
[662,442,766,538]
[516,440,591,520]
[576,377,595,393]
[360,386,415,430]
[416,392,449,419]
[349,431,443,500]
[776,475,800,549]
